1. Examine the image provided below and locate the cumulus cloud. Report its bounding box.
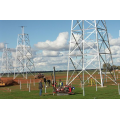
[34,32,69,51]
[0,43,4,50]
[109,34,120,46]
[42,51,60,57]
[110,46,120,55]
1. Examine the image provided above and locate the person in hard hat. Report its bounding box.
[59,79,63,87]
[39,80,43,96]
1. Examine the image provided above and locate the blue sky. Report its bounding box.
[0,20,120,71]
[0,20,71,48]
[0,20,120,48]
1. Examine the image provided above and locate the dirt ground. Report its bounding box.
[0,73,117,86]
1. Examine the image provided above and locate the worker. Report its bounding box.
[46,79,51,87]
[90,77,95,86]
[44,76,46,87]
[59,79,63,87]
[39,80,43,96]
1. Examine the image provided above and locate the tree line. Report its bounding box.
[103,63,120,71]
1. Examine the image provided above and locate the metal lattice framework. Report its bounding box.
[0,44,14,77]
[14,26,35,79]
[66,20,117,87]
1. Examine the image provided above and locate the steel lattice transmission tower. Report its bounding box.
[66,20,117,87]
[0,44,14,77]
[14,26,35,79]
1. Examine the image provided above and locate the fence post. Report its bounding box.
[45,83,46,93]
[20,81,21,89]
[27,81,28,88]
[29,83,30,92]
[83,83,85,96]
[30,79,31,84]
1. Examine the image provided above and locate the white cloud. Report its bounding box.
[0,43,4,50]
[32,53,69,71]
[34,32,69,51]
[109,34,120,46]
[42,50,60,57]
[110,46,120,55]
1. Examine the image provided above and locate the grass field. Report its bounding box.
[0,71,120,99]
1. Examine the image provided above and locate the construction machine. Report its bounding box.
[0,78,5,87]
[52,67,75,96]
[34,73,44,79]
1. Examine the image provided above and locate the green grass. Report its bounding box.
[0,71,120,99]
[0,83,120,99]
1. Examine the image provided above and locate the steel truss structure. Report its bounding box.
[0,44,14,77]
[66,20,117,87]
[14,26,35,79]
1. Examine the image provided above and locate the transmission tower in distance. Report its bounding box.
[0,44,14,77]
[66,20,117,87]
[14,26,35,79]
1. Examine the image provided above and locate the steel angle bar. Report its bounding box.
[105,29,116,81]
[67,61,82,84]
[72,30,82,31]
[84,41,98,53]
[84,69,98,83]
[103,32,107,40]
[100,55,115,79]
[70,57,82,76]
[86,23,94,29]
[72,28,95,32]
[72,33,83,54]
[70,56,82,69]
[97,21,106,29]
[17,58,24,66]
[86,24,94,30]
[96,20,105,29]
[85,20,95,27]
[68,70,83,85]
[102,72,117,84]
[94,20,103,86]
[68,58,82,83]
[99,41,104,52]
[95,31,106,38]
[67,20,73,84]
[98,39,104,42]
[91,62,98,69]
[97,30,110,51]
[72,32,83,41]
[85,70,101,85]
[77,20,82,30]
[68,70,78,83]
[70,41,81,44]
[72,31,82,34]
[70,40,83,55]
[100,53,111,54]
[69,54,98,56]
[25,67,34,76]
[73,20,82,30]
[101,20,106,29]
[68,68,82,83]
[85,31,96,34]
[14,68,25,78]
[84,29,95,41]
[84,55,98,70]
[97,28,106,31]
